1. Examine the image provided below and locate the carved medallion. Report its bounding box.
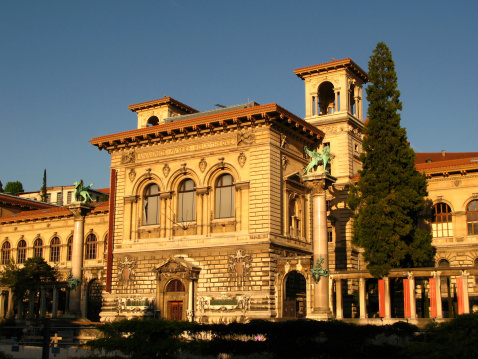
[121,150,135,164]
[237,129,255,145]
[129,168,136,182]
[163,164,170,178]
[118,256,137,288]
[228,249,252,289]
[238,152,247,167]
[199,158,207,173]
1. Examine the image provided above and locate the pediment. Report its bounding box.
[154,257,201,274]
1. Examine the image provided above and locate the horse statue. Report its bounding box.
[300,145,331,176]
[73,180,94,203]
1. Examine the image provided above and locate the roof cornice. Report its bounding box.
[91,103,324,151]
[294,58,368,83]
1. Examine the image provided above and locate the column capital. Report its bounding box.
[302,173,337,196]
[68,203,94,220]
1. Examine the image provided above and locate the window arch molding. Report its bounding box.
[1,241,11,264]
[33,237,44,258]
[165,167,201,190]
[465,198,478,236]
[49,236,61,263]
[430,201,454,238]
[142,183,161,226]
[203,162,240,187]
[85,231,99,260]
[16,239,27,264]
[131,173,164,197]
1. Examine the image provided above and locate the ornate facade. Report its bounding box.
[1,58,477,323]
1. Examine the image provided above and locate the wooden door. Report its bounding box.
[169,301,183,320]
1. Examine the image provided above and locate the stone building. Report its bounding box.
[0,57,477,323]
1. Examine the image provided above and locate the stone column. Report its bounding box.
[462,271,470,314]
[408,273,417,319]
[17,300,23,319]
[6,289,13,319]
[188,281,194,322]
[359,277,367,319]
[0,292,5,318]
[52,286,58,318]
[28,290,35,319]
[384,277,391,319]
[40,287,46,318]
[303,173,336,319]
[335,279,343,319]
[67,203,93,315]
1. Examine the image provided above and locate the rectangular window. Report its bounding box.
[56,191,63,206]
[67,191,72,204]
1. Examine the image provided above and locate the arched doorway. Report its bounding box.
[165,279,186,320]
[283,271,306,318]
[87,279,103,322]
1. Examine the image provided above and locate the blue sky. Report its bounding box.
[1,0,477,192]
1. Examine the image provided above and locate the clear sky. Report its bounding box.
[1,0,477,192]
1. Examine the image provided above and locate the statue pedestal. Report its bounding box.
[67,203,94,316]
[302,173,336,320]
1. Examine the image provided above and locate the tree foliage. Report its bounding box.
[0,257,58,299]
[348,42,435,278]
[3,181,24,195]
[40,169,48,203]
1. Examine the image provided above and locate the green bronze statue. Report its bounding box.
[300,145,331,175]
[73,180,94,203]
[311,257,329,283]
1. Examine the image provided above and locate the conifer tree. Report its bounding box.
[348,42,435,278]
[40,169,47,202]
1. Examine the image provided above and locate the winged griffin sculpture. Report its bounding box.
[300,145,331,175]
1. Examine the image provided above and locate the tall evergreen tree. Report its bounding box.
[348,42,435,278]
[40,169,47,202]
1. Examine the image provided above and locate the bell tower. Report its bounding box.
[294,58,368,126]
[294,58,369,274]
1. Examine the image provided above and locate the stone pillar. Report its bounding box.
[6,289,13,319]
[67,203,93,315]
[335,279,343,319]
[359,277,367,319]
[408,273,417,319]
[40,287,46,318]
[303,173,336,319]
[462,271,470,314]
[0,292,5,318]
[188,281,194,322]
[17,300,23,319]
[28,290,35,319]
[384,277,391,319]
[52,286,58,318]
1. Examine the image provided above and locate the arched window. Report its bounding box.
[466,199,478,235]
[431,203,453,237]
[166,279,185,292]
[147,116,159,126]
[288,197,301,237]
[1,242,11,264]
[50,237,60,262]
[178,179,196,222]
[85,234,97,260]
[318,81,335,115]
[34,238,43,258]
[17,240,26,264]
[67,236,73,261]
[438,259,450,286]
[215,174,234,219]
[144,184,160,225]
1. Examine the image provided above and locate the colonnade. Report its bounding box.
[331,269,475,320]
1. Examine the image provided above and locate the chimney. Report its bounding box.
[441,150,446,157]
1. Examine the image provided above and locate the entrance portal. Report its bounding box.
[284,271,306,318]
[169,301,183,320]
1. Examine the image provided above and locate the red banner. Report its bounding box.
[456,277,464,315]
[403,279,410,318]
[378,279,385,318]
[429,278,437,318]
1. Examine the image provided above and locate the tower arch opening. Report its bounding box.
[318,81,335,115]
